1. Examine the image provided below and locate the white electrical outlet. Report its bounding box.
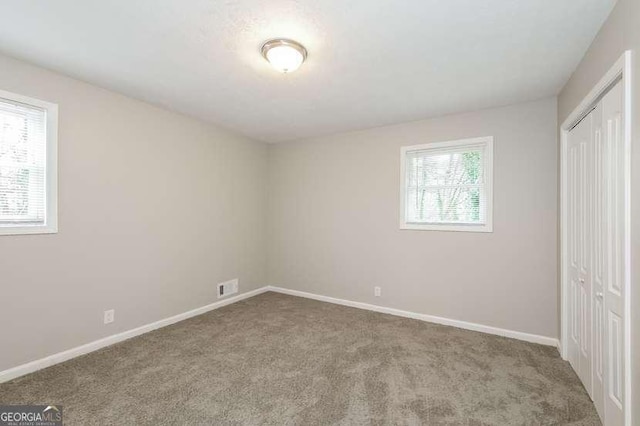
[374,286,381,297]
[218,278,239,298]
[103,309,115,324]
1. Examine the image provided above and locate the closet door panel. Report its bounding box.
[602,80,624,426]
[591,103,605,418]
[566,112,593,394]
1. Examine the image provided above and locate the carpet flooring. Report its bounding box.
[0,292,600,425]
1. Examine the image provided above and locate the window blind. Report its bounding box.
[405,144,486,225]
[0,98,47,226]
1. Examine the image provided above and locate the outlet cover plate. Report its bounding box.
[104,309,115,324]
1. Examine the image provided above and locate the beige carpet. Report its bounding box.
[0,292,600,425]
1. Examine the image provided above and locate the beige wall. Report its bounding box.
[268,98,558,339]
[0,54,268,372]
[557,0,640,421]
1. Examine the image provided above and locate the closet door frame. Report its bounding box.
[560,50,632,425]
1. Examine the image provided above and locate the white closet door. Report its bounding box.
[591,100,605,419]
[601,80,624,426]
[567,110,593,396]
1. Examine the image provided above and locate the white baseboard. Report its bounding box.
[268,286,559,347]
[0,286,269,384]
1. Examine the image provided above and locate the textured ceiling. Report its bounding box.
[0,0,615,142]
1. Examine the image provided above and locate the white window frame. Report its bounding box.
[0,89,58,235]
[399,136,493,232]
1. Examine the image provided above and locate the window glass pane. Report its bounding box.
[409,149,482,187]
[405,144,485,225]
[406,187,483,224]
[0,99,47,225]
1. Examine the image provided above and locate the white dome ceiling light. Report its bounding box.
[261,39,307,73]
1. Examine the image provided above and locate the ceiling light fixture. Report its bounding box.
[261,39,307,73]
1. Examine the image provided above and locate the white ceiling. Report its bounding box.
[0,0,615,142]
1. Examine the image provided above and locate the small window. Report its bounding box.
[400,136,493,232]
[0,90,58,235]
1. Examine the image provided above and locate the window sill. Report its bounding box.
[400,222,493,233]
[0,225,58,236]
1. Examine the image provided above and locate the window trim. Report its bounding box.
[0,89,58,236]
[399,136,493,233]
